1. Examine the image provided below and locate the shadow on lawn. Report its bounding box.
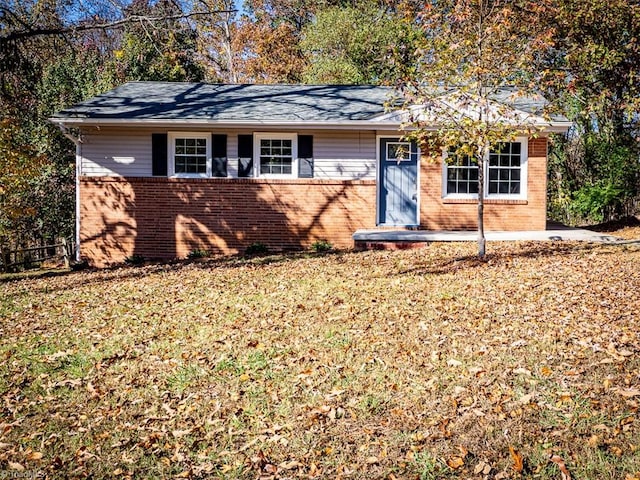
[0,268,73,284]
[393,241,608,276]
[0,249,352,293]
[7,242,614,291]
[585,215,640,232]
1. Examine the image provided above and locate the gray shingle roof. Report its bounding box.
[51,82,396,122]
[51,81,569,129]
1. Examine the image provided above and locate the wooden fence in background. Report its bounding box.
[0,238,75,272]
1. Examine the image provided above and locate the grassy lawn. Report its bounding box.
[1,236,639,479]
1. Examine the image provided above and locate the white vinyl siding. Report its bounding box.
[78,128,377,180]
[312,131,376,180]
[79,132,151,177]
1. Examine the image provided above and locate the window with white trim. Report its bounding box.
[254,133,297,177]
[168,133,211,177]
[446,152,479,195]
[488,142,522,195]
[442,140,527,199]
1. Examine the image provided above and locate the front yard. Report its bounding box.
[1,237,639,479]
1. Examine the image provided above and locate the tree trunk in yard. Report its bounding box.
[477,196,486,257]
[478,198,485,258]
[477,145,488,258]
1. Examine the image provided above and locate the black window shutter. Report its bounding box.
[152,133,168,176]
[212,134,228,177]
[238,134,253,177]
[298,135,313,178]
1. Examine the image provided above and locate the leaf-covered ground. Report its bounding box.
[1,238,639,479]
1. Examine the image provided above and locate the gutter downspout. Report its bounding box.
[56,123,83,263]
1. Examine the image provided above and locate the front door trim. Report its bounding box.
[376,135,420,226]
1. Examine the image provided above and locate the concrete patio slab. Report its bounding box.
[353,222,624,245]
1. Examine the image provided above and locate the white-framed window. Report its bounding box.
[254,133,298,178]
[442,139,527,199]
[488,142,522,195]
[445,151,479,195]
[168,132,211,177]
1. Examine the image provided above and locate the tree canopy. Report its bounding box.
[301,2,419,85]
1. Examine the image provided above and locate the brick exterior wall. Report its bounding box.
[79,137,548,267]
[79,177,377,266]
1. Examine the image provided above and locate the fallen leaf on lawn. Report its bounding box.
[264,463,278,474]
[540,366,552,377]
[86,381,101,398]
[8,462,25,471]
[519,393,535,405]
[172,428,193,438]
[48,350,72,361]
[621,416,635,425]
[25,450,43,460]
[453,386,467,396]
[558,392,573,403]
[509,446,523,473]
[365,456,379,464]
[279,460,304,470]
[587,434,600,447]
[447,359,462,367]
[325,389,345,400]
[447,456,464,469]
[613,388,640,398]
[162,403,176,416]
[609,446,623,456]
[457,445,469,458]
[474,461,491,475]
[550,454,571,480]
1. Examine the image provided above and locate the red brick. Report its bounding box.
[80,178,377,266]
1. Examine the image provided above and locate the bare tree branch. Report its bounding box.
[0,8,236,45]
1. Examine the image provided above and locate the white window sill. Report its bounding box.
[170,173,211,179]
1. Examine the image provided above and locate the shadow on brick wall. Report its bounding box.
[80,176,375,266]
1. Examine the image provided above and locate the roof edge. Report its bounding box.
[49,117,572,133]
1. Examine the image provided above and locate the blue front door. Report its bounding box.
[378,138,419,226]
